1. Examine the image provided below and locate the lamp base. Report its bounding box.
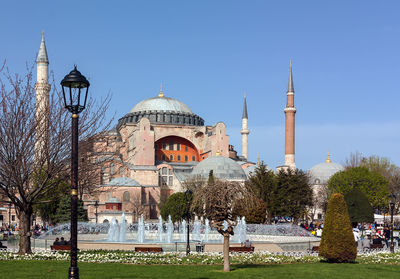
[68,267,79,279]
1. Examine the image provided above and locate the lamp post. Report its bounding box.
[8,203,11,227]
[61,66,90,279]
[184,189,192,256]
[94,201,99,224]
[389,193,396,253]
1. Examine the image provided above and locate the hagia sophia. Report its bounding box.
[0,34,345,226]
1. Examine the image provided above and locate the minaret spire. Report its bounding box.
[37,31,49,65]
[284,60,296,169]
[287,60,294,93]
[240,93,250,160]
[35,32,51,162]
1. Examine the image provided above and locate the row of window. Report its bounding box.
[156,142,189,151]
[156,154,196,162]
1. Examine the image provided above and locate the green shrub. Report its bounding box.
[319,193,357,263]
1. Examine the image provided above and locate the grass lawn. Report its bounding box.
[0,261,399,279]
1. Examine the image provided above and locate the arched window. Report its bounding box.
[110,163,116,175]
[169,155,173,161]
[177,155,181,161]
[185,155,188,162]
[314,179,320,184]
[123,191,130,202]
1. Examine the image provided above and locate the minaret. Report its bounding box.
[34,31,51,160]
[240,93,249,160]
[284,60,296,169]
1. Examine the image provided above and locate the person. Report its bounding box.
[353,229,360,245]
[384,227,391,248]
[243,239,252,248]
[59,237,67,245]
[372,234,383,245]
[316,228,322,237]
[53,237,60,245]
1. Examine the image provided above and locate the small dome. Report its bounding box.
[191,156,247,181]
[130,96,193,114]
[308,157,344,185]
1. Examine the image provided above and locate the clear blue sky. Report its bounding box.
[1,1,400,170]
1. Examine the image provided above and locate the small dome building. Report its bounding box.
[308,154,344,221]
[308,155,344,185]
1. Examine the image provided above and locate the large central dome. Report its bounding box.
[130,96,193,114]
[117,89,204,128]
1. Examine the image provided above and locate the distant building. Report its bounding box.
[308,154,345,221]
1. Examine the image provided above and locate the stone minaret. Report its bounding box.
[240,94,249,160]
[34,31,51,160]
[284,60,296,169]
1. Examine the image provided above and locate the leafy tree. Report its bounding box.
[328,167,389,209]
[192,180,252,272]
[52,195,88,224]
[344,189,374,225]
[319,193,357,262]
[234,196,266,224]
[275,168,313,222]
[160,192,192,223]
[246,164,277,220]
[344,152,400,213]
[33,180,69,224]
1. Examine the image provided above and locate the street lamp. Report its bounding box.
[61,66,90,279]
[184,189,192,256]
[389,193,396,253]
[94,201,99,224]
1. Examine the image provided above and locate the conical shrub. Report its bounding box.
[319,193,357,262]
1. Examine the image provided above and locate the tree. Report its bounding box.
[160,192,192,223]
[52,195,88,224]
[275,168,313,223]
[319,193,357,262]
[246,164,277,221]
[234,195,266,224]
[192,180,252,272]
[328,167,389,210]
[344,152,400,213]
[0,64,110,254]
[344,189,374,225]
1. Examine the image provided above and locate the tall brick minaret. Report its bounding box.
[34,31,51,160]
[241,94,249,160]
[284,60,296,169]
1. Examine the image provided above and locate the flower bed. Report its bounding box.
[0,250,399,265]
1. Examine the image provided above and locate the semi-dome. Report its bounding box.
[191,156,247,181]
[308,155,344,185]
[117,89,204,128]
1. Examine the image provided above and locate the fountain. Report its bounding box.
[137,215,145,243]
[166,215,173,243]
[158,216,163,242]
[119,213,127,242]
[35,215,320,252]
[181,219,187,242]
[193,218,201,241]
[205,218,210,242]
